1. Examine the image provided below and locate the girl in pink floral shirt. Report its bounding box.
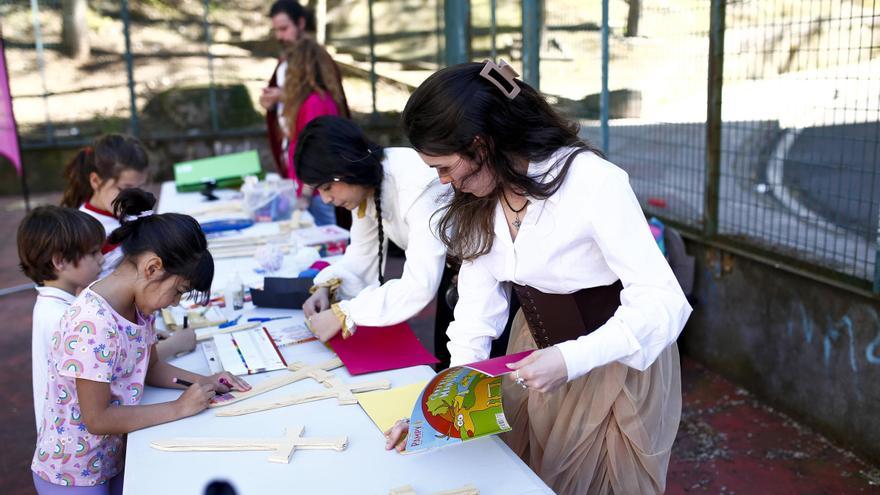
[31,189,250,494]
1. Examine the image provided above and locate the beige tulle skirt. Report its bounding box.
[501,310,682,495]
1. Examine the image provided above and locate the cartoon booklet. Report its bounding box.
[404,350,534,452]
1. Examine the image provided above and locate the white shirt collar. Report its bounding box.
[524,147,583,205]
[35,285,77,304]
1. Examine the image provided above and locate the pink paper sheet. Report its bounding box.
[464,350,535,377]
[328,322,439,375]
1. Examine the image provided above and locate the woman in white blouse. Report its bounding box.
[386,61,692,495]
[297,116,449,341]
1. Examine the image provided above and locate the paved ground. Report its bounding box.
[580,121,878,282]
[783,122,880,237]
[0,190,878,494]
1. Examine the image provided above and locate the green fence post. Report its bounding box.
[444,0,470,66]
[600,0,609,154]
[704,0,725,237]
[521,0,541,88]
[28,0,53,143]
[875,217,880,293]
[203,0,219,133]
[367,0,377,117]
[490,0,497,60]
[120,0,139,137]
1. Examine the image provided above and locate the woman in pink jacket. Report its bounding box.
[281,36,350,225]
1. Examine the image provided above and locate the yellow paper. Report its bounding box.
[356,381,429,434]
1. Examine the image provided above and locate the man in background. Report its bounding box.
[260,0,314,174]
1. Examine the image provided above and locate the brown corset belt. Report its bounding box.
[512,280,624,349]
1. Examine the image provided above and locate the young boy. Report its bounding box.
[18,206,200,433]
[17,206,105,432]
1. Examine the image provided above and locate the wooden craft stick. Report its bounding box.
[210,245,293,260]
[208,233,291,248]
[188,201,244,217]
[389,485,479,495]
[195,322,261,342]
[151,425,347,464]
[208,357,344,408]
[216,378,391,417]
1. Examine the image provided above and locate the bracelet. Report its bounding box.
[330,303,355,339]
[309,277,342,303]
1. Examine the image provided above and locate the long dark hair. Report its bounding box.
[61,133,150,208]
[401,62,602,261]
[281,37,350,137]
[109,188,214,304]
[294,116,387,283]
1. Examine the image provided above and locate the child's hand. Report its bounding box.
[174,383,216,418]
[383,418,410,453]
[203,372,251,394]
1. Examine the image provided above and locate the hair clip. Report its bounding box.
[123,210,154,222]
[479,59,521,100]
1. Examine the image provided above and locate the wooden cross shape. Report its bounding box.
[216,377,391,417]
[151,425,346,464]
[389,485,479,495]
[208,357,343,408]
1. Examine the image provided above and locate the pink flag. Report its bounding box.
[0,34,22,176]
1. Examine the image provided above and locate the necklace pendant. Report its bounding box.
[512,218,522,229]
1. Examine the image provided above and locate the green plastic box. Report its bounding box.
[173,150,263,192]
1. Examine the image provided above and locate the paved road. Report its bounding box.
[580,120,877,281]
[783,122,880,238]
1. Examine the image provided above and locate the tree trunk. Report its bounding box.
[62,0,90,60]
[625,0,641,38]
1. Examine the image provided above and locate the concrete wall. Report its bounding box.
[682,241,880,462]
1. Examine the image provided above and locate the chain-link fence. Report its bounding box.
[539,0,878,294]
[2,0,879,294]
[1,0,444,148]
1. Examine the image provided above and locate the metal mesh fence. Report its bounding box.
[2,0,878,291]
[2,0,278,146]
[1,0,444,147]
[719,0,879,283]
[538,0,877,290]
[324,0,443,115]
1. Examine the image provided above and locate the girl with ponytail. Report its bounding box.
[296,116,449,343]
[31,188,250,494]
[61,133,151,278]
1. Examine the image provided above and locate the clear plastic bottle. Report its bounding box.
[225,272,245,311]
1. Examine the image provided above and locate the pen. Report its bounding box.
[218,315,242,328]
[246,316,293,323]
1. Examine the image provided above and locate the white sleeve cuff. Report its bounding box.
[448,336,493,368]
[336,299,357,336]
[554,318,642,381]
